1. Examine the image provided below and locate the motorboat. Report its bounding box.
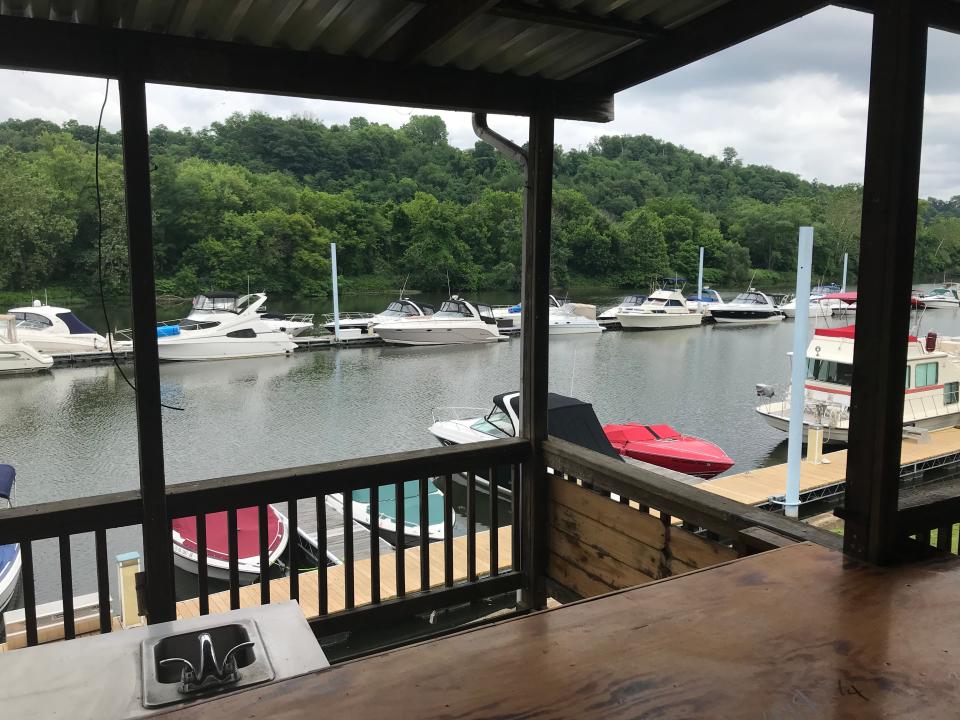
[598,294,646,327]
[429,391,623,498]
[603,424,734,478]
[617,289,704,330]
[685,288,725,318]
[755,325,960,444]
[326,481,452,547]
[824,291,857,317]
[322,298,434,334]
[494,295,603,334]
[187,291,314,336]
[0,465,22,611]
[710,289,784,325]
[0,315,53,374]
[915,287,960,309]
[148,292,297,361]
[7,302,108,353]
[256,310,314,336]
[171,505,290,583]
[374,296,502,345]
[492,295,561,329]
[779,295,838,319]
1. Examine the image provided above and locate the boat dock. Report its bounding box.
[274,498,393,565]
[697,426,960,510]
[176,525,513,620]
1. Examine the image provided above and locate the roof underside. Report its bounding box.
[1,1,943,121]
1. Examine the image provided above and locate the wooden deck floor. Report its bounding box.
[175,525,514,620]
[163,543,960,719]
[698,425,960,506]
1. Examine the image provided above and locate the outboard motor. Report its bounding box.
[755,384,776,398]
[926,331,938,352]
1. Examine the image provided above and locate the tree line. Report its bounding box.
[0,112,958,298]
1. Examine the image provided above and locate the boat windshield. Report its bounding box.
[193,294,240,313]
[470,410,514,438]
[13,311,53,330]
[806,358,854,386]
[434,301,473,319]
[732,292,768,305]
[381,301,421,318]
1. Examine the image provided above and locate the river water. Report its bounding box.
[3,288,959,607]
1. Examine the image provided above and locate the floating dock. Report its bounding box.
[697,426,960,510]
[273,498,393,565]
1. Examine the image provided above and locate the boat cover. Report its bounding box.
[822,292,857,303]
[157,325,181,337]
[0,543,18,582]
[815,325,918,342]
[172,507,284,562]
[495,392,622,461]
[55,312,98,335]
[0,465,13,499]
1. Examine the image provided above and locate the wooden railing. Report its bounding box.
[543,437,842,598]
[0,438,528,647]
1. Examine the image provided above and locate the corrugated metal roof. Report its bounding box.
[0,0,733,82]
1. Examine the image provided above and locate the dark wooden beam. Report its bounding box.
[519,110,553,611]
[571,0,829,92]
[378,0,501,63]
[844,0,927,564]
[924,0,960,34]
[489,1,661,40]
[118,66,176,622]
[0,15,613,122]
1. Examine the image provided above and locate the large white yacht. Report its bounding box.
[322,298,434,334]
[374,296,502,345]
[617,289,703,330]
[0,315,53,374]
[187,292,314,336]
[756,325,960,444]
[710,290,784,325]
[7,302,109,353]
[153,292,297,361]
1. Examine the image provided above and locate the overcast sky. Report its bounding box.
[0,5,957,198]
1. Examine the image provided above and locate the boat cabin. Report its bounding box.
[380,299,434,318]
[8,305,99,336]
[435,297,497,325]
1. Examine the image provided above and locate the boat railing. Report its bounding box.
[0,438,527,651]
[277,313,315,323]
[431,406,490,424]
[321,312,375,324]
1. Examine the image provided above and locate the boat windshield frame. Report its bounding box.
[192,293,242,314]
[732,292,769,305]
[434,300,474,319]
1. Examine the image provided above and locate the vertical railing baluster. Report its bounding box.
[467,471,477,583]
[370,484,381,604]
[419,477,430,592]
[317,496,328,615]
[95,529,111,633]
[394,480,405,598]
[343,492,355,610]
[489,465,499,577]
[259,504,270,605]
[511,464,521,572]
[21,541,38,646]
[59,535,75,640]
[228,508,240,610]
[196,513,209,616]
[443,474,453,588]
[288,499,299,602]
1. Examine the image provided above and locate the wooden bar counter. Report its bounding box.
[163,543,960,719]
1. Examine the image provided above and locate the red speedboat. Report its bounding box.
[603,423,734,479]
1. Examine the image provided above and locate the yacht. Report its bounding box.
[322,298,434,334]
[685,288,725,318]
[494,296,603,334]
[187,292,313,336]
[171,505,290,583]
[710,290,784,325]
[756,325,960,444]
[7,302,108,353]
[153,292,297,361]
[779,295,838,319]
[492,295,561,329]
[0,465,22,612]
[617,289,704,330]
[915,287,960,309]
[374,296,502,345]
[598,294,646,327]
[0,315,53,374]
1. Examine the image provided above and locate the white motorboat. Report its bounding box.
[598,294,646,327]
[494,295,602,334]
[0,315,53,374]
[322,298,434,334]
[824,292,857,317]
[152,292,297,361]
[325,483,452,547]
[915,287,960,309]
[374,296,502,345]
[7,302,108,353]
[187,292,314,336]
[617,289,704,330]
[256,310,314,336]
[780,295,839,319]
[756,325,960,444]
[710,290,784,325]
[685,288,725,318]
[0,465,22,612]
[492,295,561,329]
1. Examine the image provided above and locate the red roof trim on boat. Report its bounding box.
[814,325,918,343]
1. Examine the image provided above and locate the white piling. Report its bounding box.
[841,252,849,293]
[331,242,341,342]
[786,227,814,518]
[697,246,704,314]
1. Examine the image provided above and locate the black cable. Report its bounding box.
[95,78,183,412]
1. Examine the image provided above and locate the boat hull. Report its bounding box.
[549,321,604,334]
[712,311,784,325]
[375,324,501,345]
[12,332,107,354]
[619,313,703,330]
[756,406,960,444]
[0,543,22,612]
[919,299,959,309]
[158,335,297,361]
[0,347,53,374]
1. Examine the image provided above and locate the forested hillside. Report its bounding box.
[0,112,958,297]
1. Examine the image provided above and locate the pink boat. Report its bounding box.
[603,424,735,479]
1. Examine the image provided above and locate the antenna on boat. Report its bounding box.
[399,274,410,299]
[446,270,452,298]
[247,274,250,296]
[745,270,757,292]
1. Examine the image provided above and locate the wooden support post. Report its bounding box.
[519,110,553,610]
[118,67,176,621]
[844,0,927,564]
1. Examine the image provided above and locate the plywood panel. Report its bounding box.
[668,525,738,569]
[550,476,666,549]
[547,551,615,598]
[549,526,654,591]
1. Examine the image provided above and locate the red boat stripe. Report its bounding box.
[806,384,944,396]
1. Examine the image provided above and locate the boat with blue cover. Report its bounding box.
[0,465,22,612]
[326,480,452,547]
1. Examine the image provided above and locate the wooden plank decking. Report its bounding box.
[697,425,960,506]
[175,525,514,621]
[273,499,393,564]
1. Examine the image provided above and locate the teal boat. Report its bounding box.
[328,480,450,547]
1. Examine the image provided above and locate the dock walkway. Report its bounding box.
[272,498,393,565]
[697,426,960,508]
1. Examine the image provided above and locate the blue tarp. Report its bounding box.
[508,304,522,314]
[0,465,14,499]
[157,325,181,337]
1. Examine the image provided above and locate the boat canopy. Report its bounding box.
[815,325,917,342]
[822,291,857,303]
[56,312,97,335]
[0,464,14,499]
[494,392,622,461]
